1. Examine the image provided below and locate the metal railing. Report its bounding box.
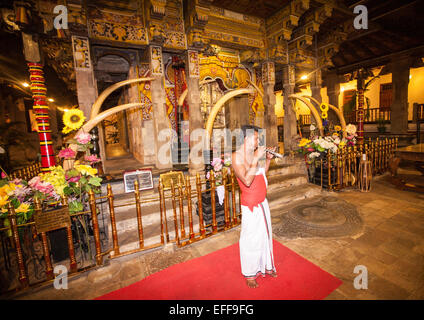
[0,167,241,294]
[9,163,42,181]
[307,137,398,190]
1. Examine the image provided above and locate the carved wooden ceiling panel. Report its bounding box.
[210,0,292,19]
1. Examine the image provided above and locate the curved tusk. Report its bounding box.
[177,79,216,107]
[247,79,264,97]
[302,95,347,137]
[90,78,154,120]
[289,94,324,136]
[206,88,254,138]
[83,103,143,134]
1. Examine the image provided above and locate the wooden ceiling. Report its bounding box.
[213,0,424,72]
[329,0,424,71]
[210,0,292,19]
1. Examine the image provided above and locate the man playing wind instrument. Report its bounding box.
[231,125,277,288]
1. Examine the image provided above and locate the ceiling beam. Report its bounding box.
[334,44,424,73]
[370,0,418,21]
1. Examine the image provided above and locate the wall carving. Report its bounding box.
[88,7,148,45]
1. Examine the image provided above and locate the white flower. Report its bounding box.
[345,124,357,136]
[310,124,316,131]
[308,152,321,159]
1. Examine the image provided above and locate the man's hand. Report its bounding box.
[266,146,277,160]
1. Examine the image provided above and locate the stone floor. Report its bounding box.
[6,172,424,300]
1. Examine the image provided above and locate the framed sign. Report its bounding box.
[160,171,185,190]
[34,207,71,234]
[123,168,154,193]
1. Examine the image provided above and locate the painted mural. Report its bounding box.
[137,64,153,121]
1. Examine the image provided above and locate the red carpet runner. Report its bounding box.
[96,240,342,300]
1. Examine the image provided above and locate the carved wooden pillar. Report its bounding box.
[311,69,322,103]
[186,50,205,175]
[149,45,173,169]
[390,57,410,135]
[282,64,297,152]
[356,71,365,145]
[262,62,278,148]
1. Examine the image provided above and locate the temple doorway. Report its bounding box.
[95,54,131,160]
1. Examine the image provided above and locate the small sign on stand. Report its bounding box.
[123,168,154,193]
[34,207,71,234]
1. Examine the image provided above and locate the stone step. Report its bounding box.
[266,173,308,192]
[112,183,322,254]
[267,183,323,215]
[267,160,307,177]
[110,199,234,253]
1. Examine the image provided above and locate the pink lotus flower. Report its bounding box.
[1,172,6,179]
[76,132,91,145]
[58,148,76,159]
[84,155,101,164]
[28,176,55,195]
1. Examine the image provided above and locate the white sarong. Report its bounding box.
[239,168,276,279]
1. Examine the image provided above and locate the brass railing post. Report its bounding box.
[134,181,144,248]
[177,175,186,239]
[170,179,180,246]
[89,190,103,266]
[62,196,77,273]
[210,169,217,234]
[8,202,29,288]
[196,173,206,237]
[107,184,120,256]
[34,198,54,280]
[186,176,195,242]
[158,179,167,244]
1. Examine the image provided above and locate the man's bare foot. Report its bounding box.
[269,271,278,278]
[246,279,258,288]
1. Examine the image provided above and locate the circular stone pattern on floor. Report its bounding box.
[274,196,363,239]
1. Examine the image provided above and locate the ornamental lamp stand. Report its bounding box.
[358,153,372,192]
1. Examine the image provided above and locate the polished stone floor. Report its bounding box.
[6,173,424,300]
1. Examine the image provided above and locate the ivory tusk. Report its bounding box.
[90,78,154,120]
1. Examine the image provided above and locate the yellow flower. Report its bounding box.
[299,138,311,147]
[0,183,18,197]
[334,125,342,131]
[75,164,97,177]
[0,195,9,207]
[15,203,30,214]
[62,126,73,134]
[63,109,85,130]
[339,140,347,147]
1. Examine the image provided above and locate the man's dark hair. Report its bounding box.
[241,125,261,141]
